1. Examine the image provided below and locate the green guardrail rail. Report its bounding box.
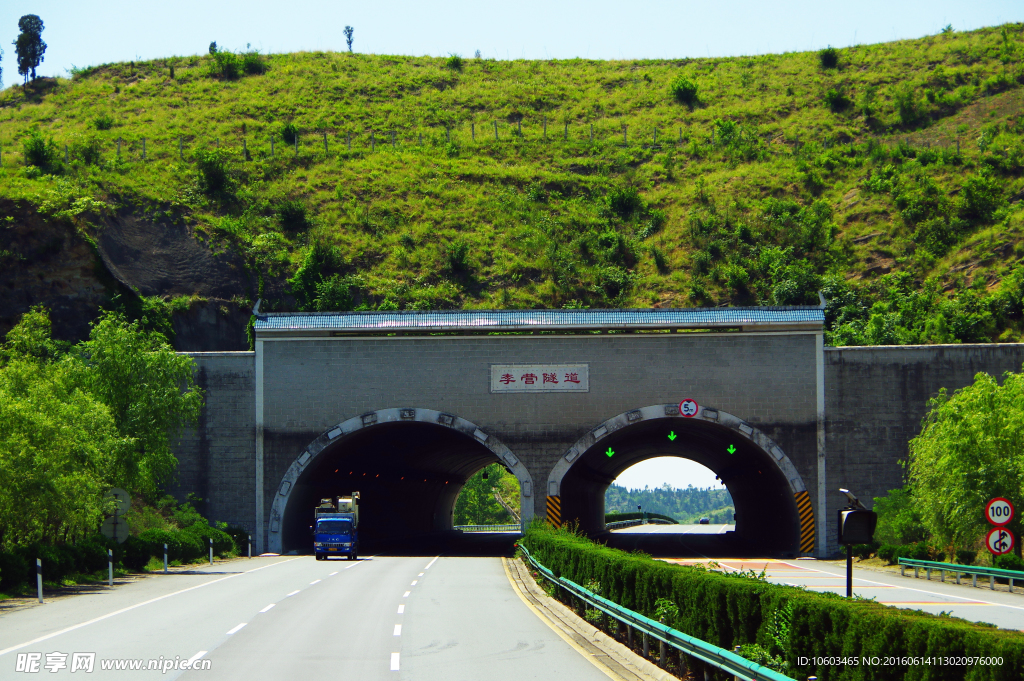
[518,544,796,681]
[898,557,1024,591]
[454,524,522,533]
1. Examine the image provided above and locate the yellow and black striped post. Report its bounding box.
[546,495,561,528]
[795,490,815,554]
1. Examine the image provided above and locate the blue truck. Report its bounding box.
[313,493,359,561]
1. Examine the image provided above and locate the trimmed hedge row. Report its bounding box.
[0,524,236,590]
[522,524,1024,681]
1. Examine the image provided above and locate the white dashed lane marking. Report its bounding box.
[226,623,247,635]
[259,604,275,613]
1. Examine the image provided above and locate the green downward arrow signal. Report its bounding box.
[667,431,677,441]
[605,447,615,458]
[727,444,737,455]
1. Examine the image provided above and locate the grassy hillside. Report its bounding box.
[605,483,734,524]
[1,24,1024,344]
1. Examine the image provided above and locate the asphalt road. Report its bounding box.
[0,555,611,680]
[664,557,1024,631]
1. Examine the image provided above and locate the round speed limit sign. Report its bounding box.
[986,498,1014,526]
[987,526,1015,556]
[678,399,699,418]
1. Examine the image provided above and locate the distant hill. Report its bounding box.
[605,483,734,524]
[1,25,1023,348]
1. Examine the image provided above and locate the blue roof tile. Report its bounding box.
[254,307,823,333]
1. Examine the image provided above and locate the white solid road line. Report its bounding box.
[185,651,208,667]
[778,561,1024,611]
[286,590,300,597]
[0,557,300,657]
[310,579,321,584]
[424,556,439,570]
[259,604,276,613]
[397,604,405,614]
[226,623,247,635]
[403,591,410,597]
[393,624,402,636]
[390,652,400,671]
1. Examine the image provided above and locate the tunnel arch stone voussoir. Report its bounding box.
[545,404,807,497]
[267,407,533,554]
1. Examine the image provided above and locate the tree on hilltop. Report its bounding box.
[344,26,354,53]
[14,14,46,84]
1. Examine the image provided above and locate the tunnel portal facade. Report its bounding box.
[173,307,1024,558]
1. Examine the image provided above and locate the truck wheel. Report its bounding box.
[315,554,323,561]
[351,554,357,561]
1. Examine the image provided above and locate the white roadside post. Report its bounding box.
[108,549,113,586]
[37,558,43,603]
[209,538,213,565]
[164,544,168,573]
[248,535,252,559]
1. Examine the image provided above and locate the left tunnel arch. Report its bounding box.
[268,408,533,554]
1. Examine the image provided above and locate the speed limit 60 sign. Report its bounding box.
[986,498,1014,526]
[987,526,1015,556]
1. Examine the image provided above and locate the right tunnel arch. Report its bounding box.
[546,404,815,556]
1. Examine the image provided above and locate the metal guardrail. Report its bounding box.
[605,518,678,530]
[518,544,796,681]
[898,557,1024,591]
[455,524,522,533]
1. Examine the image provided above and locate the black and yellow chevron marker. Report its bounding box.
[546,495,561,528]
[795,490,815,554]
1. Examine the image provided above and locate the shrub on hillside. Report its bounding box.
[241,50,266,75]
[669,75,699,106]
[277,199,310,231]
[446,239,470,272]
[445,54,464,72]
[23,131,62,174]
[281,122,298,145]
[193,147,232,195]
[892,82,920,126]
[607,185,645,220]
[211,50,240,79]
[823,87,851,112]
[818,46,839,69]
[93,114,114,131]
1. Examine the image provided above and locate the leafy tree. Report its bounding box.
[209,41,217,55]
[908,369,1024,557]
[818,46,839,69]
[669,75,699,106]
[0,46,4,88]
[453,463,520,525]
[14,14,46,84]
[75,311,204,496]
[872,487,927,545]
[344,26,354,53]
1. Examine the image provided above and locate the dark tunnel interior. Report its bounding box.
[281,422,515,555]
[560,417,802,557]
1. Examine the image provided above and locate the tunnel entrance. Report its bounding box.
[551,406,811,557]
[270,409,531,555]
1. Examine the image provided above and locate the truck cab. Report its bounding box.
[313,493,359,560]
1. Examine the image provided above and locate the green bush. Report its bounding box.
[522,523,1024,680]
[93,114,114,131]
[193,147,232,195]
[445,54,464,72]
[818,46,839,69]
[669,76,699,106]
[23,132,62,174]
[212,50,241,79]
[955,549,977,565]
[136,528,204,563]
[446,239,470,272]
[995,553,1024,572]
[241,51,266,75]
[183,523,234,556]
[278,199,310,231]
[222,524,251,554]
[823,87,851,112]
[607,185,645,220]
[281,122,298,145]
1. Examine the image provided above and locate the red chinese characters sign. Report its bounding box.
[490,364,589,393]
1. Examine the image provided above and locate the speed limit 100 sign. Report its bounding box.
[986,498,1014,526]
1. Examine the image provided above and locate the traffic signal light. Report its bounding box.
[838,509,877,545]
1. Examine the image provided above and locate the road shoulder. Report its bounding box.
[502,556,674,681]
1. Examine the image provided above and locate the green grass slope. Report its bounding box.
[1,24,1024,344]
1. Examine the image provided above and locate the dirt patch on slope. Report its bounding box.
[94,211,253,299]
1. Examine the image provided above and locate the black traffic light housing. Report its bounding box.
[838,509,877,545]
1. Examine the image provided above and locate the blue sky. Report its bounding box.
[0,0,1020,84]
